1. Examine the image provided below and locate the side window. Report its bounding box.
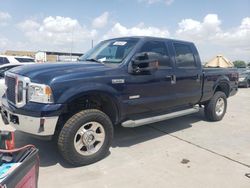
[4,57,10,64]
[0,57,10,65]
[139,41,171,67]
[15,58,34,63]
[173,43,196,68]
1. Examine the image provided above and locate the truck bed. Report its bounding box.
[201,67,238,103]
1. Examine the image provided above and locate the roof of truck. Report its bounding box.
[109,36,194,44]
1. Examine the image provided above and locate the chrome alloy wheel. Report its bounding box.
[74,122,105,156]
[215,97,225,116]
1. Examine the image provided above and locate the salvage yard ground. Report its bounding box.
[1,89,250,188]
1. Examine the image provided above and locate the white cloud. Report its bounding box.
[18,16,97,51]
[0,11,11,25]
[6,13,250,62]
[176,14,221,41]
[215,17,250,48]
[0,36,8,51]
[104,22,169,39]
[139,0,174,5]
[92,12,109,29]
[176,14,250,61]
[43,16,79,33]
[18,20,40,31]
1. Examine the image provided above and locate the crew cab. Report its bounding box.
[1,37,238,166]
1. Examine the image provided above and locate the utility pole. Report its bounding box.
[91,40,94,48]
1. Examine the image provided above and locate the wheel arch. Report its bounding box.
[213,77,230,97]
[55,85,122,134]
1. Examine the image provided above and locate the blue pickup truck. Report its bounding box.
[1,36,238,166]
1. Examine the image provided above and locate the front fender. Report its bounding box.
[56,82,121,104]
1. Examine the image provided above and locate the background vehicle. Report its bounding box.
[0,63,35,106]
[237,68,250,88]
[0,55,35,65]
[1,36,238,166]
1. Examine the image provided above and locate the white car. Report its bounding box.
[0,63,34,106]
[0,55,35,65]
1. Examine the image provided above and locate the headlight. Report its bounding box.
[28,83,54,103]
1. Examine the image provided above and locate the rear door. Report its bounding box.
[170,42,203,106]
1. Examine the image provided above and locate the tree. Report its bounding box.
[248,62,250,67]
[232,60,246,68]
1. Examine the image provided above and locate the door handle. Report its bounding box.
[166,75,176,84]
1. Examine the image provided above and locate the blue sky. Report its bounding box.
[0,0,249,62]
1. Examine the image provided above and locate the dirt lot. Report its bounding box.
[1,89,250,188]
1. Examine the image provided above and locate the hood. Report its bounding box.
[9,61,111,84]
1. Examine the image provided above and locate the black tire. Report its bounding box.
[57,109,113,166]
[204,91,227,121]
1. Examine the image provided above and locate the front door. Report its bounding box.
[124,39,176,117]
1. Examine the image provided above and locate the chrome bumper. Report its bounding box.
[1,106,58,136]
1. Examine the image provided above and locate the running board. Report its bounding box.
[122,107,200,128]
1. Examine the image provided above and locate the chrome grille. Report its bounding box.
[5,72,30,108]
[5,75,16,104]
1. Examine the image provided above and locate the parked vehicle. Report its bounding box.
[0,55,34,65]
[1,36,238,166]
[0,63,35,106]
[237,68,250,88]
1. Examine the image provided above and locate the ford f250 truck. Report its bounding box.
[1,37,238,166]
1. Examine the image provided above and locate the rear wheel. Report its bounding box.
[57,109,113,166]
[204,91,227,121]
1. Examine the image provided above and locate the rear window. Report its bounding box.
[173,43,196,68]
[0,57,10,65]
[15,58,34,63]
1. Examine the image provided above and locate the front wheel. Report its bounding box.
[57,109,113,166]
[204,91,227,121]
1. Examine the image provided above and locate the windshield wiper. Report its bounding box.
[85,58,103,64]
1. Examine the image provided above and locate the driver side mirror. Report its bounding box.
[130,52,159,74]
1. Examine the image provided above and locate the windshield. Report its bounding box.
[15,57,35,63]
[79,38,139,64]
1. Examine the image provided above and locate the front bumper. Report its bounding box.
[1,106,59,136]
[0,98,64,137]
